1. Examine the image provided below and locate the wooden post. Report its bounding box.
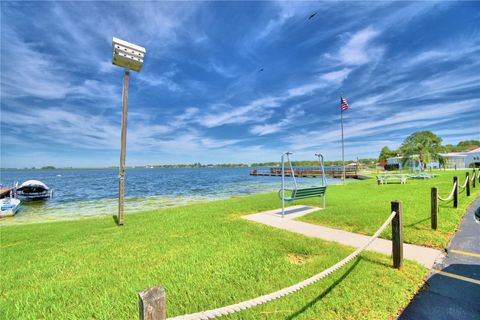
[431,187,438,230]
[472,169,476,188]
[118,70,130,226]
[139,286,166,320]
[465,172,470,196]
[453,176,458,208]
[391,201,403,269]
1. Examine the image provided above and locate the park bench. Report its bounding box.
[376,174,408,185]
[280,186,327,201]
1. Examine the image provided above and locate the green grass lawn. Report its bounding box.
[1,192,427,319]
[299,169,480,248]
[1,169,477,319]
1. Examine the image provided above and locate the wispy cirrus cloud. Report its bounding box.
[195,67,351,129]
[250,106,305,136]
[284,99,480,152]
[320,68,353,84]
[337,26,382,66]
[197,97,280,128]
[0,25,118,102]
[1,1,479,167]
[0,105,240,155]
[0,28,71,100]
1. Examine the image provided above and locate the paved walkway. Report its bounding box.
[241,205,443,268]
[399,196,480,319]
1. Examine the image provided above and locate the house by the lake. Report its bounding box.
[386,147,480,170]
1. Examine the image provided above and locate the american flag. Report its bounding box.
[340,96,349,112]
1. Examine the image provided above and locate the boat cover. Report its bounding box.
[17,180,49,191]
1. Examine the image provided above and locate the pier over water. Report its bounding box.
[250,166,365,179]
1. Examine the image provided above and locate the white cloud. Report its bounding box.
[405,42,480,67]
[0,105,242,156]
[320,68,352,84]
[208,61,238,78]
[200,137,240,149]
[284,99,480,151]
[138,72,182,92]
[250,106,305,136]
[2,1,478,167]
[0,28,72,99]
[286,83,325,97]
[338,26,382,65]
[196,66,351,129]
[0,26,118,102]
[198,97,280,128]
[253,2,302,42]
[0,107,120,149]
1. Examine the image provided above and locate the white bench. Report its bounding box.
[377,174,408,184]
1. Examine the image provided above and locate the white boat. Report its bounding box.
[0,198,21,218]
[16,180,53,200]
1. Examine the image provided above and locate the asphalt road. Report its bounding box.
[399,196,480,319]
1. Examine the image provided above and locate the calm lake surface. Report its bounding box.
[0,167,341,225]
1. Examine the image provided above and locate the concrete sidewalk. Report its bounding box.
[241,205,443,268]
[399,196,480,319]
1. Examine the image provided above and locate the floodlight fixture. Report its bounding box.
[111,37,146,226]
[112,37,146,72]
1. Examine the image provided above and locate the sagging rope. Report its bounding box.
[459,175,469,190]
[168,211,397,320]
[438,181,457,202]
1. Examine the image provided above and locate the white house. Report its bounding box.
[465,147,480,168]
[386,157,422,170]
[386,147,480,170]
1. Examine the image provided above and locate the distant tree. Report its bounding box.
[443,140,480,153]
[400,131,443,170]
[443,144,457,153]
[378,146,398,162]
[457,140,480,150]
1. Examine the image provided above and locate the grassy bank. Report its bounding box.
[299,169,479,248]
[1,193,427,319]
[2,170,476,319]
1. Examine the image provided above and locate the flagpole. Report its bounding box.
[340,105,345,183]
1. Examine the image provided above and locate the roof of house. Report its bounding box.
[439,152,467,158]
[466,147,480,153]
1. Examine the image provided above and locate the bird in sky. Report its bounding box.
[308,12,317,20]
[258,68,264,72]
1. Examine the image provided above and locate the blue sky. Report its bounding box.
[1,1,479,167]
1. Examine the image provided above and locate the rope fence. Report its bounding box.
[138,202,404,320]
[431,171,476,230]
[458,175,469,194]
[437,181,457,202]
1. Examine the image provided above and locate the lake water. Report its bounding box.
[0,168,340,225]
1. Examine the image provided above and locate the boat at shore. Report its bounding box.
[16,180,53,200]
[0,197,21,218]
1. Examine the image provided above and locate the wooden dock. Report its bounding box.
[0,187,13,198]
[249,167,360,179]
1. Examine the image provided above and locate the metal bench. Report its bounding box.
[278,152,328,216]
[377,174,408,184]
[281,186,327,201]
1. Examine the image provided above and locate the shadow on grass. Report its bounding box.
[357,255,393,268]
[112,215,120,225]
[404,217,430,228]
[438,203,454,209]
[286,258,361,319]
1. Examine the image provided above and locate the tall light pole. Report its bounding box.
[112,37,146,225]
